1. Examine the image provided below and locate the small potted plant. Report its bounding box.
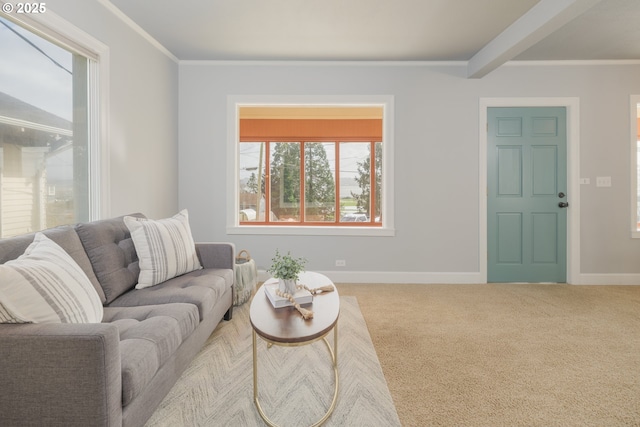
[268,249,307,294]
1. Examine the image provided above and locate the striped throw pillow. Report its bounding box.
[124,209,202,289]
[0,233,104,324]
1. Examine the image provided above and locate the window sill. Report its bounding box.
[227,225,395,237]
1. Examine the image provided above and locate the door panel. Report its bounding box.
[488,107,567,282]
[532,213,558,263]
[497,213,522,264]
[498,146,522,196]
[532,146,557,195]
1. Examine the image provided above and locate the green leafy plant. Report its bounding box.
[268,249,307,281]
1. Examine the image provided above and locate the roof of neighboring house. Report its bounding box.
[0,91,71,132]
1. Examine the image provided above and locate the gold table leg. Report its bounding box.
[252,324,339,427]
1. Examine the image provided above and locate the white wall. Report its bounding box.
[39,3,640,283]
[46,0,180,219]
[179,61,640,284]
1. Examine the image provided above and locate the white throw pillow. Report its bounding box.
[0,233,104,324]
[124,209,202,289]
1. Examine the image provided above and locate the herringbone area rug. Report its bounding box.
[145,296,401,426]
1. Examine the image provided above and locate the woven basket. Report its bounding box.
[235,249,251,264]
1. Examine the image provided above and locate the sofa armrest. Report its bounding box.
[195,242,235,270]
[196,242,236,320]
[0,323,122,427]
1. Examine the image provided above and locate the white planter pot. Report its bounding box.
[278,278,297,294]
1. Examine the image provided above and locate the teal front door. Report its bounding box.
[488,107,567,282]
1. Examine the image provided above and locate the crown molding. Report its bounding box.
[179,59,467,67]
[507,59,640,66]
[179,59,640,68]
[97,0,178,63]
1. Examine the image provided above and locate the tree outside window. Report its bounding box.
[304,142,336,222]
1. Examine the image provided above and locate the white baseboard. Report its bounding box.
[572,274,640,285]
[320,271,485,284]
[258,270,484,284]
[257,270,640,285]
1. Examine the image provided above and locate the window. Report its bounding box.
[228,96,394,236]
[632,95,640,237]
[0,13,100,238]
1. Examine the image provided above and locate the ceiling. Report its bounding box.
[105,0,640,77]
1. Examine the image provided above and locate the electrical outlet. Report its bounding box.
[596,176,612,187]
[335,260,346,267]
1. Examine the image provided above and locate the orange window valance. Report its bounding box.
[240,118,382,141]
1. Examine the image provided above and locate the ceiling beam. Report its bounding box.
[467,0,603,79]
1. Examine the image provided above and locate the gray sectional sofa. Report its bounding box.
[0,214,235,427]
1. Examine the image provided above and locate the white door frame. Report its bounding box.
[479,98,580,284]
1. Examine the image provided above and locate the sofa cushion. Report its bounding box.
[102,304,199,406]
[108,268,232,321]
[0,233,103,324]
[0,225,105,303]
[75,214,145,304]
[124,210,202,289]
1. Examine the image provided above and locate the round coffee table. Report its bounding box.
[250,271,340,427]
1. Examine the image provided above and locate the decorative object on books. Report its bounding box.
[276,285,336,320]
[267,249,307,295]
[264,283,313,308]
[264,281,336,320]
[276,288,315,320]
[264,282,314,319]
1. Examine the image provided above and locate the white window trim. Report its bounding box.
[2,8,111,220]
[631,95,640,238]
[226,95,395,236]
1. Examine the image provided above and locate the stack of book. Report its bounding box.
[264,283,313,308]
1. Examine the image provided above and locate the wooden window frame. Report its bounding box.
[239,138,381,227]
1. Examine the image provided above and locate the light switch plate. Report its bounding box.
[596,176,612,187]
[580,178,590,185]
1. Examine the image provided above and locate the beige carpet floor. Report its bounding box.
[337,283,640,427]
